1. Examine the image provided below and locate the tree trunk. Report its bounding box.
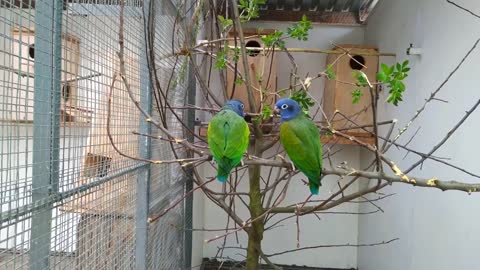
[246,227,263,269]
[246,140,264,270]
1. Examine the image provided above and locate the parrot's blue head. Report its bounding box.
[274,98,301,121]
[224,99,246,117]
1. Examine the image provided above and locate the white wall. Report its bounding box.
[358,1,480,269]
[195,22,367,268]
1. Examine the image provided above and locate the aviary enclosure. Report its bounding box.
[0,0,479,269]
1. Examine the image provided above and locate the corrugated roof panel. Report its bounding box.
[3,0,378,25]
[256,0,379,24]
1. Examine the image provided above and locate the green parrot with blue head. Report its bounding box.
[208,100,250,182]
[274,98,323,195]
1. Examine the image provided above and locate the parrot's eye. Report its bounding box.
[281,104,288,110]
[240,103,244,109]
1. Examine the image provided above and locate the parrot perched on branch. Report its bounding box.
[274,98,323,195]
[208,100,250,182]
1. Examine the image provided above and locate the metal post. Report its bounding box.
[184,0,197,267]
[183,69,195,270]
[30,0,63,269]
[135,0,153,268]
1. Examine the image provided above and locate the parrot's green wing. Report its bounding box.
[280,115,322,194]
[207,110,250,181]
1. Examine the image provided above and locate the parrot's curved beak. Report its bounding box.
[273,106,280,115]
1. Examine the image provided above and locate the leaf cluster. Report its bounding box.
[217,15,233,32]
[261,15,312,49]
[261,106,272,120]
[291,90,314,116]
[287,15,312,41]
[325,65,336,80]
[261,31,285,49]
[377,60,410,106]
[214,45,241,70]
[349,70,370,104]
[351,89,363,104]
[348,61,410,105]
[239,0,266,21]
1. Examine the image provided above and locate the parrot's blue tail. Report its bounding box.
[309,177,321,195]
[217,163,231,182]
[217,157,238,182]
[217,175,228,182]
[309,184,319,195]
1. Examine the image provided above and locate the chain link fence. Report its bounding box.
[0,0,192,269]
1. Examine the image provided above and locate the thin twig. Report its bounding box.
[405,98,480,174]
[446,0,480,19]
[266,238,399,257]
[389,38,480,149]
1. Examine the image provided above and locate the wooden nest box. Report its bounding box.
[323,44,379,144]
[8,27,84,123]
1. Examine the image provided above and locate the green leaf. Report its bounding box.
[233,47,240,63]
[387,92,401,106]
[291,90,314,112]
[386,79,405,106]
[261,106,272,120]
[381,63,390,75]
[326,65,336,80]
[351,89,363,104]
[387,94,394,103]
[287,15,312,41]
[214,58,226,70]
[214,49,227,70]
[389,65,395,75]
[217,15,233,32]
[261,31,285,49]
[376,71,387,82]
[238,0,268,20]
[234,78,244,85]
[377,61,411,106]
[225,19,233,28]
[352,70,369,87]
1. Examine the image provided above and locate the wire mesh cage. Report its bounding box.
[0,0,191,269]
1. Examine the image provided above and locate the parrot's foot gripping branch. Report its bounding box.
[277,154,296,171]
